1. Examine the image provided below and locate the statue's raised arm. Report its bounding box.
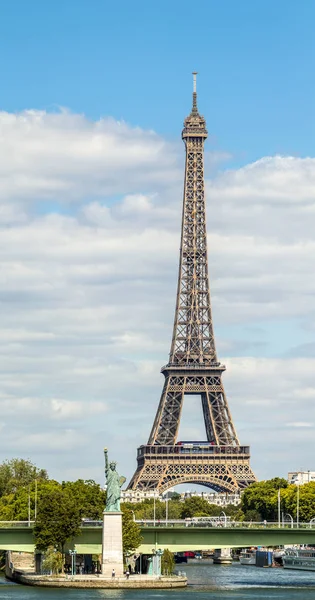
[104,447,109,475]
[103,448,125,512]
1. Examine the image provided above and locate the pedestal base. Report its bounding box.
[213,548,232,564]
[101,511,124,577]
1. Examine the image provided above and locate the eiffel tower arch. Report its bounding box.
[128,74,256,494]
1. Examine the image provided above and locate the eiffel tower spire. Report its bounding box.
[170,71,216,367]
[128,75,256,493]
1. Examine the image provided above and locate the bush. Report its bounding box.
[161,549,175,576]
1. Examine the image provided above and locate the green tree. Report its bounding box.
[0,458,47,498]
[0,479,58,521]
[161,549,175,575]
[42,547,63,575]
[241,478,288,521]
[34,484,81,565]
[282,482,315,523]
[62,479,106,520]
[180,496,213,518]
[121,506,143,559]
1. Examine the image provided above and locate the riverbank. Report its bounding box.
[6,571,187,589]
[5,552,186,589]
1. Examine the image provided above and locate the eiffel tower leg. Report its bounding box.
[201,379,239,446]
[148,375,184,446]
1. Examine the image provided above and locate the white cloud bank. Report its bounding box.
[0,109,314,484]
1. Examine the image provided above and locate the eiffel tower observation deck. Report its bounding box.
[128,74,256,493]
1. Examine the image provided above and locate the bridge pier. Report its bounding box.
[213,548,232,564]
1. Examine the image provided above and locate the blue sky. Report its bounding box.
[0,0,314,485]
[1,0,314,161]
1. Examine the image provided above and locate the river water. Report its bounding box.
[1,562,315,599]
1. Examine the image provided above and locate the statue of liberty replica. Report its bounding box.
[101,448,126,577]
[104,448,126,511]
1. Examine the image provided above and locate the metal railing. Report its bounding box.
[0,521,35,528]
[1,519,314,530]
[135,519,315,529]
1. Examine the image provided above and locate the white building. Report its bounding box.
[122,488,241,506]
[121,489,159,503]
[288,471,315,486]
[179,491,241,506]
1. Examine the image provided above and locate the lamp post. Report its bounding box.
[165,497,169,525]
[278,488,281,528]
[284,513,294,529]
[34,478,38,521]
[69,549,77,576]
[220,511,227,528]
[297,485,300,529]
[153,493,156,527]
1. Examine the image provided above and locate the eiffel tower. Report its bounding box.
[128,74,256,493]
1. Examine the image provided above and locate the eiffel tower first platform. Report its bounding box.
[128,74,256,494]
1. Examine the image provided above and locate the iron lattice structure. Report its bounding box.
[128,75,256,493]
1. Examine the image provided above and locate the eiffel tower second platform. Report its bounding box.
[128,75,256,494]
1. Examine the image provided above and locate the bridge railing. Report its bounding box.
[135,519,315,529]
[0,521,35,528]
[1,519,314,530]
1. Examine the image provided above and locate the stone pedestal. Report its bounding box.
[213,548,232,564]
[101,511,124,577]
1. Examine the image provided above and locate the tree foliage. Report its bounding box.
[180,496,215,518]
[0,458,47,498]
[34,484,81,557]
[121,506,143,557]
[161,549,175,576]
[42,547,63,575]
[61,479,106,520]
[241,478,288,521]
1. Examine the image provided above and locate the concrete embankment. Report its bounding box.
[5,551,187,589]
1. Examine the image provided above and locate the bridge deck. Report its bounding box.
[1,524,315,554]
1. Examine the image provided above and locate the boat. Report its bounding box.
[273,549,285,566]
[283,547,315,570]
[239,549,256,565]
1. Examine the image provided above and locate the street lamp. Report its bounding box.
[153,492,156,527]
[69,549,77,576]
[165,497,169,525]
[296,485,300,529]
[220,511,227,528]
[284,513,294,529]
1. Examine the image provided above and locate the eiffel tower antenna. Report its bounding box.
[128,75,256,493]
[192,71,198,112]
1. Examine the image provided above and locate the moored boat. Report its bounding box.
[239,549,256,565]
[283,547,315,571]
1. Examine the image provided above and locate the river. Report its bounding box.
[1,562,315,599]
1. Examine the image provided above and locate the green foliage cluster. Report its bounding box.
[161,549,175,575]
[121,506,143,557]
[34,485,81,556]
[241,478,288,521]
[0,458,48,498]
[241,478,315,523]
[42,547,63,575]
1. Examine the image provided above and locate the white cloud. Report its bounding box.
[0,109,314,485]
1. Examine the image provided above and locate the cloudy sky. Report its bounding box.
[0,0,314,487]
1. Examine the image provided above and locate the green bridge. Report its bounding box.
[1,523,315,554]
